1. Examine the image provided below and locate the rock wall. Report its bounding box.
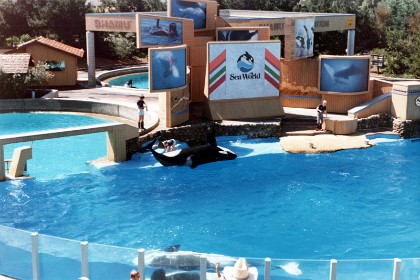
[357,113,420,138]
[393,119,420,139]
[357,113,393,131]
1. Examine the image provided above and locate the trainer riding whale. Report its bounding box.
[142,134,237,168]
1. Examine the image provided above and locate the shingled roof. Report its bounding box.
[16,36,84,58]
[0,54,31,74]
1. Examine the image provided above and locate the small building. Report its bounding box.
[6,37,84,86]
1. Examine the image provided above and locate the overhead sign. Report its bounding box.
[85,14,136,32]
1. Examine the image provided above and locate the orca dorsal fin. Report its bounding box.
[206,132,217,147]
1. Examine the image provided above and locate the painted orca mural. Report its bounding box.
[142,135,237,168]
[320,57,370,93]
[218,30,259,41]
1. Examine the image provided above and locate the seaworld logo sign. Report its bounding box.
[208,41,281,100]
[230,51,261,80]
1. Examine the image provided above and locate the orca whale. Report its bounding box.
[144,250,237,271]
[143,135,237,168]
[324,62,363,83]
[151,269,201,280]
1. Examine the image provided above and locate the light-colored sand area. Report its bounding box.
[280,133,373,153]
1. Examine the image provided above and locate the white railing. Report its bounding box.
[0,226,417,280]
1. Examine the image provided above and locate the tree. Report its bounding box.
[0,71,27,98]
[0,0,89,48]
[374,1,420,76]
[144,0,166,11]
[26,62,54,89]
[5,34,32,47]
[29,0,89,48]
[383,30,411,75]
[104,33,137,60]
[216,0,245,9]
[0,62,53,98]
[100,0,145,12]
[356,4,384,52]
[0,0,31,44]
[377,0,420,31]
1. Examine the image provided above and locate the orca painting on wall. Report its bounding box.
[138,15,183,47]
[217,29,258,41]
[149,45,187,92]
[170,0,207,30]
[319,55,370,94]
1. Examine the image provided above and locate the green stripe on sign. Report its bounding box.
[209,65,226,85]
[265,65,279,81]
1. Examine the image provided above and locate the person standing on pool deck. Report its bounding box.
[137,95,148,130]
[316,100,327,131]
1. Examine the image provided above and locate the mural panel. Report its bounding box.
[217,29,258,41]
[319,55,370,94]
[149,45,187,92]
[295,17,314,58]
[138,15,183,47]
[170,0,207,30]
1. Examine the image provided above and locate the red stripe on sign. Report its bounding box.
[265,72,279,89]
[265,49,280,70]
[209,50,227,73]
[209,74,226,95]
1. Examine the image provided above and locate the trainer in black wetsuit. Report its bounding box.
[316,100,327,130]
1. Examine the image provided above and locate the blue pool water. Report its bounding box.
[0,112,110,179]
[107,72,149,89]
[0,113,419,261]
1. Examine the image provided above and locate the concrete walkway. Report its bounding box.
[58,85,164,132]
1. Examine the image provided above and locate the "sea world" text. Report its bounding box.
[230,72,261,80]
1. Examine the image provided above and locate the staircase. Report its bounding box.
[281,116,332,136]
[189,102,204,123]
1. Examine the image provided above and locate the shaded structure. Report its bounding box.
[6,37,84,86]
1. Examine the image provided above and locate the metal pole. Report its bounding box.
[200,255,207,280]
[81,241,89,278]
[347,29,355,55]
[86,31,96,88]
[138,249,145,280]
[31,232,40,280]
[392,258,401,280]
[0,144,5,182]
[264,258,271,280]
